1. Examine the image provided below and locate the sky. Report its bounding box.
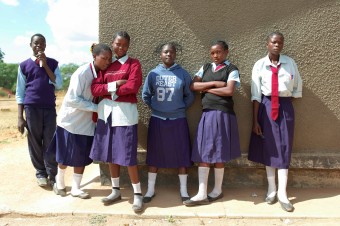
[0,0,98,65]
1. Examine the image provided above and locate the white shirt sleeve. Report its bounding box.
[195,66,204,78]
[107,81,118,100]
[15,66,26,104]
[251,61,262,103]
[65,70,98,112]
[49,66,63,89]
[291,59,302,98]
[227,70,241,88]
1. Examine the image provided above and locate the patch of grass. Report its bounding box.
[166,215,176,223]
[0,140,10,144]
[89,215,107,225]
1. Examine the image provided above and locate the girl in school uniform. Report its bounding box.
[248,32,302,212]
[51,43,112,198]
[90,31,144,213]
[183,40,241,206]
[142,42,195,203]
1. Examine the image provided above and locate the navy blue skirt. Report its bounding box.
[248,96,295,169]
[146,116,192,168]
[48,126,93,167]
[90,116,138,166]
[191,110,241,163]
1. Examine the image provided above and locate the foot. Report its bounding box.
[207,193,224,202]
[279,199,294,212]
[181,196,190,202]
[101,189,121,205]
[265,194,277,205]
[53,183,66,197]
[71,191,90,199]
[37,177,48,187]
[183,198,209,206]
[142,193,155,203]
[132,194,144,213]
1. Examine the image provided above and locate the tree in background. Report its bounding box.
[0,61,79,96]
[0,48,4,63]
[60,63,79,89]
[0,62,18,94]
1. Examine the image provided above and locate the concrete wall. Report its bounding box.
[99,0,340,172]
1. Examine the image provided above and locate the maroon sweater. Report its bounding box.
[91,57,142,103]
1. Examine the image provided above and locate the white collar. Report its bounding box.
[90,61,98,78]
[112,55,129,64]
[212,60,230,67]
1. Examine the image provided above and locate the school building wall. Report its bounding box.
[99,0,340,187]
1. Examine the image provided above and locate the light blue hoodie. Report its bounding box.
[142,63,194,119]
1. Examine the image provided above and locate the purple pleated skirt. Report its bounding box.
[48,126,93,167]
[146,116,192,168]
[191,110,241,163]
[248,96,295,169]
[90,116,138,166]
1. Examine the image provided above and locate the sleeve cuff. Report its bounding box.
[107,82,117,92]
[292,92,302,98]
[251,96,262,103]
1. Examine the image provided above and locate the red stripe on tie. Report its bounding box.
[215,63,225,72]
[270,64,281,121]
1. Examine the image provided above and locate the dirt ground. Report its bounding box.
[2,214,339,226]
[0,93,338,226]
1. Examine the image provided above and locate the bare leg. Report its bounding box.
[74,166,85,174]
[109,163,120,178]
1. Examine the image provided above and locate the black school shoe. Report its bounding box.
[183,198,209,206]
[207,193,224,202]
[181,196,190,202]
[279,199,295,212]
[142,194,155,203]
[265,195,278,205]
[101,189,122,205]
[53,183,67,197]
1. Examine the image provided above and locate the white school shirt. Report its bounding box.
[251,54,303,103]
[57,62,98,136]
[195,60,241,88]
[98,55,139,127]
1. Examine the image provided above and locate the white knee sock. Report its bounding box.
[145,172,157,197]
[56,167,66,189]
[266,166,277,198]
[278,169,289,203]
[190,167,209,201]
[111,177,120,188]
[208,168,224,198]
[132,182,142,194]
[132,182,142,206]
[179,174,189,197]
[71,173,83,196]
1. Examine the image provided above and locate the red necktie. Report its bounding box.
[215,63,225,71]
[270,64,281,120]
[35,59,39,65]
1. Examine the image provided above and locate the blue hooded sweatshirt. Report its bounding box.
[142,63,194,119]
